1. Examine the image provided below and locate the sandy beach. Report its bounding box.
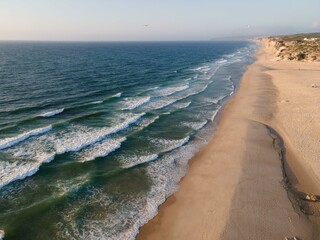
[138,40,320,239]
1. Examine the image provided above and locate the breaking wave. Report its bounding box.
[153,84,189,97]
[0,126,52,150]
[121,154,159,168]
[77,137,127,162]
[39,108,64,117]
[121,97,151,110]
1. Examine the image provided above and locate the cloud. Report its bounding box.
[312,20,319,29]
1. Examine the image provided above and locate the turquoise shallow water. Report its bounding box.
[0,41,256,239]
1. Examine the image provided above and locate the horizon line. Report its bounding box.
[0,38,255,43]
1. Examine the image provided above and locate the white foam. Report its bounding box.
[106,137,208,240]
[216,59,228,64]
[138,116,159,128]
[200,97,220,104]
[229,89,235,96]
[191,65,210,71]
[121,97,151,110]
[56,188,113,239]
[148,86,159,90]
[0,152,55,188]
[90,100,103,104]
[55,154,187,240]
[225,76,235,95]
[172,101,191,110]
[121,154,158,168]
[0,125,52,150]
[181,120,208,130]
[153,84,189,97]
[77,137,126,162]
[211,109,220,121]
[172,84,208,103]
[0,113,144,188]
[40,108,64,117]
[0,113,145,187]
[201,67,211,72]
[145,98,177,110]
[50,130,210,240]
[211,95,227,104]
[129,140,205,240]
[108,138,206,240]
[54,175,89,196]
[196,107,221,123]
[143,79,212,112]
[146,84,207,111]
[148,136,190,153]
[87,93,121,106]
[112,92,122,98]
[55,113,144,154]
[194,94,226,107]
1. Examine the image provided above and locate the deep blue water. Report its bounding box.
[0,41,256,239]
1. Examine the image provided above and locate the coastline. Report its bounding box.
[137,40,320,239]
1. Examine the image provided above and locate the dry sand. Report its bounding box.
[137,40,320,240]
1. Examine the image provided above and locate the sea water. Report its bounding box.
[0,41,257,239]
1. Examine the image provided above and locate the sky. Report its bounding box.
[0,0,319,41]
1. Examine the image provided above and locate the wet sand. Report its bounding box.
[137,40,320,239]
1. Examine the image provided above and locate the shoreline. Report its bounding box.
[137,40,320,239]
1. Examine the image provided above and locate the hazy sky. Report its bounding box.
[0,0,319,41]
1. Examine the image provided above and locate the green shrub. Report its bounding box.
[297,52,306,60]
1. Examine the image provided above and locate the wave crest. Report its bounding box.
[121,97,151,110]
[0,126,52,150]
[40,108,64,117]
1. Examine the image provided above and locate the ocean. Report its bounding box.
[0,41,256,239]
